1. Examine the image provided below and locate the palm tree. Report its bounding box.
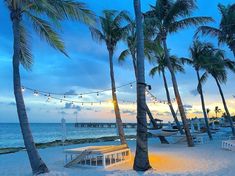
[133,0,151,171]
[89,10,130,144]
[5,0,94,174]
[183,40,213,140]
[118,17,165,131]
[144,0,213,146]
[201,49,235,136]
[215,106,222,118]
[195,3,235,57]
[206,108,210,118]
[149,48,184,134]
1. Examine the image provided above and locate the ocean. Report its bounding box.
[0,123,136,148]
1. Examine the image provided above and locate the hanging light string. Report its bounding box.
[22,81,136,97]
[21,81,175,106]
[21,81,137,106]
[145,89,176,105]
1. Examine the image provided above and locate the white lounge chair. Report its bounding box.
[64,144,131,168]
[222,140,235,151]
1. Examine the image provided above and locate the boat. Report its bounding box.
[148,128,178,137]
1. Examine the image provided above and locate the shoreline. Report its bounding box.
[0,135,136,155]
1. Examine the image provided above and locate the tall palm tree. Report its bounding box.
[215,106,222,118]
[5,0,94,174]
[89,10,130,144]
[207,108,210,116]
[118,17,163,130]
[133,0,151,171]
[201,49,235,136]
[183,40,213,140]
[195,3,235,57]
[149,48,184,134]
[144,0,213,146]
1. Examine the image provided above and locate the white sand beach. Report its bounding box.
[0,138,235,176]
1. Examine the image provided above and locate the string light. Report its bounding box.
[19,81,162,107]
[22,81,135,97]
[146,89,176,105]
[33,91,39,96]
[21,87,25,92]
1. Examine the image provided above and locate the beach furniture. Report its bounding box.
[64,144,131,168]
[193,135,208,144]
[171,133,208,144]
[222,140,235,151]
[148,128,178,137]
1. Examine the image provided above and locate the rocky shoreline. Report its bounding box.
[0,135,136,155]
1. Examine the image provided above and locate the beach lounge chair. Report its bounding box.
[222,140,235,151]
[64,144,131,168]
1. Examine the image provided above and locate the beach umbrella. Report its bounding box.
[191,120,195,133]
[61,118,67,146]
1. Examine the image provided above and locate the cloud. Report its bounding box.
[59,111,68,115]
[122,110,136,115]
[156,111,171,116]
[26,107,31,112]
[184,104,193,109]
[64,103,81,111]
[190,89,198,96]
[65,89,77,95]
[193,111,202,114]
[8,102,16,106]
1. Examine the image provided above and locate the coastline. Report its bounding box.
[0,135,136,155]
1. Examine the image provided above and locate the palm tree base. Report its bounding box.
[33,163,49,175]
[133,163,152,171]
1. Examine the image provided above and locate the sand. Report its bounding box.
[0,138,234,176]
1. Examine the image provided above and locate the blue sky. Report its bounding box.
[0,0,234,123]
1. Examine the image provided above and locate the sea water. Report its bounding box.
[0,123,136,148]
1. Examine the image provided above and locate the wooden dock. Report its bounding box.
[74,123,138,128]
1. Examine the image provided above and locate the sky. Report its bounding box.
[0,0,234,123]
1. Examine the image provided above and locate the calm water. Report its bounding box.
[0,123,136,148]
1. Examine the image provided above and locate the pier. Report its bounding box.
[74,123,138,128]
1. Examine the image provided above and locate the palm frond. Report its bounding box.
[200,72,209,85]
[194,26,221,38]
[118,49,130,63]
[170,17,214,33]
[48,0,95,25]
[89,26,105,43]
[19,22,33,70]
[149,66,161,77]
[224,59,235,73]
[181,57,193,65]
[26,12,68,56]
[165,0,197,24]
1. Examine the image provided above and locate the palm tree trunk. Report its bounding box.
[11,11,49,175]
[214,77,235,136]
[131,53,138,78]
[131,54,159,128]
[131,53,169,143]
[162,38,194,147]
[133,0,151,171]
[108,49,126,144]
[162,69,183,134]
[196,70,212,140]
